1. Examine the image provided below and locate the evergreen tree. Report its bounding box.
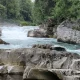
[32,0,55,24]
[0,4,6,18]
[20,0,32,21]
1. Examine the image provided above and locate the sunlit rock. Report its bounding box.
[57,20,80,44]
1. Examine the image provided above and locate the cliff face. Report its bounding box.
[57,20,80,44]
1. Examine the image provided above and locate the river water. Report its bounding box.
[0,26,80,54]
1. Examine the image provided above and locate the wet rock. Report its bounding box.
[27,29,48,38]
[32,44,52,49]
[52,46,66,51]
[32,44,66,51]
[0,39,9,45]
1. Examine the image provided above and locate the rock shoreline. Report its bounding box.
[0,48,80,80]
[27,19,80,44]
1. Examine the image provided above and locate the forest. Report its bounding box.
[0,0,80,25]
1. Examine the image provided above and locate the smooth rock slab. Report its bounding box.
[57,20,80,44]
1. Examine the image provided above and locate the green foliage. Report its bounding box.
[32,0,55,24]
[32,0,80,25]
[6,0,20,19]
[20,0,32,21]
[0,0,80,26]
[19,21,29,26]
[51,0,80,24]
[0,4,6,18]
[0,0,33,23]
[69,0,80,19]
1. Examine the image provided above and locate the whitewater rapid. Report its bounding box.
[0,26,80,54]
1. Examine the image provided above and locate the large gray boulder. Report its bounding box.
[57,20,80,44]
[27,29,48,38]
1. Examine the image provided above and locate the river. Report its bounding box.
[0,26,80,54]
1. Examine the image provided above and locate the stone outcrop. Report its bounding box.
[57,20,80,44]
[0,48,80,80]
[27,19,57,38]
[32,44,66,51]
[32,44,52,49]
[0,39,9,44]
[39,19,57,37]
[27,29,48,38]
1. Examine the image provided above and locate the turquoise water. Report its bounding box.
[0,26,80,54]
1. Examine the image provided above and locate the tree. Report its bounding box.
[32,0,55,24]
[6,0,20,19]
[0,4,6,18]
[51,0,80,24]
[69,0,80,19]
[20,0,32,21]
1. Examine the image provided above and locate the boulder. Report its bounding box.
[0,39,9,45]
[32,44,66,51]
[57,20,80,44]
[27,29,48,38]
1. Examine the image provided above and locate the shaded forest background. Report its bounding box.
[0,0,80,25]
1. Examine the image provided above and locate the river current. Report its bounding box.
[0,26,80,54]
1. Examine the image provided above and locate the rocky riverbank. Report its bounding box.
[27,19,80,44]
[27,19,57,38]
[0,48,80,80]
[57,19,80,44]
